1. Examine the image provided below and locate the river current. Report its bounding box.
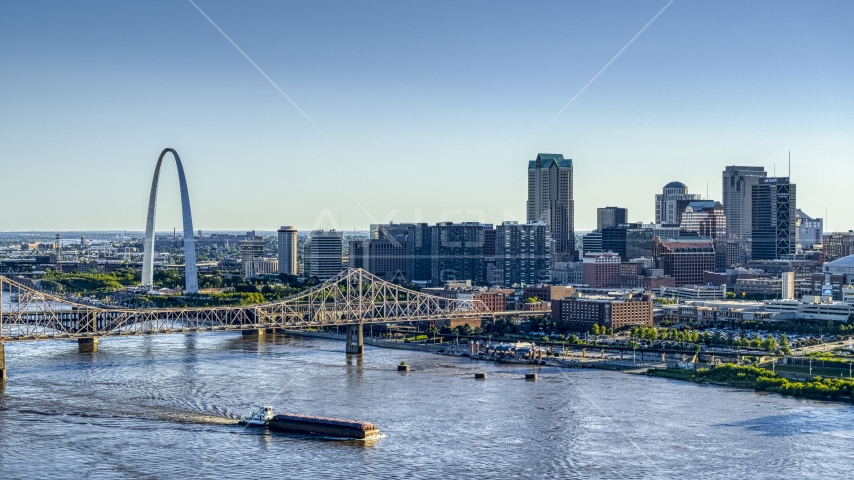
[0,333,852,479]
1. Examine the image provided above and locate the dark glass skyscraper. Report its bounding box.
[751,177,796,260]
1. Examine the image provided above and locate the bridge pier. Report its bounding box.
[242,328,266,338]
[661,352,665,362]
[0,343,6,382]
[600,349,605,359]
[346,324,364,355]
[78,337,98,352]
[582,348,586,358]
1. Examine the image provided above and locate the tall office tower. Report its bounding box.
[239,236,266,279]
[722,166,767,240]
[654,182,701,225]
[597,207,628,231]
[495,221,550,286]
[751,177,796,260]
[527,153,575,262]
[679,201,726,271]
[304,230,344,280]
[276,226,298,276]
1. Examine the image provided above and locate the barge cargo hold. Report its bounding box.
[268,413,381,439]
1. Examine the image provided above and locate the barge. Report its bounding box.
[270,413,380,439]
[240,407,380,439]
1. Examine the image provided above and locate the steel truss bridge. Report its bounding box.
[0,268,523,342]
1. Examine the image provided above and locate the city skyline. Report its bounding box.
[1,1,852,233]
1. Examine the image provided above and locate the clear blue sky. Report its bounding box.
[1,1,851,232]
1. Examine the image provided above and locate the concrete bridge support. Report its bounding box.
[346,324,364,355]
[0,343,6,381]
[78,337,98,352]
[242,328,266,338]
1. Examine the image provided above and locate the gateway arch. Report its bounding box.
[141,148,199,293]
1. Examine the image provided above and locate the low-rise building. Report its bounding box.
[552,293,653,331]
[733,277,782,298]
[550,261,583,284]
[659,284,727,300]
[522,284,575,302]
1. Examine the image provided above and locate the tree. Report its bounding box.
[762,335,778,352]
[778,334,792,355]
[591,324,601,335]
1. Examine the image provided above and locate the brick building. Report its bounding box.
[653,238,715,286]
[522,284,575,302]
[581,252,621,288]
[551,293,653,332]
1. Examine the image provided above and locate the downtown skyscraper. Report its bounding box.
[722,166,767,241]
[751,177,796,260]
[527,153,575,262]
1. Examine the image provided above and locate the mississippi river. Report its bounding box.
[1,334,852,479]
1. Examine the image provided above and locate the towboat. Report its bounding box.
[238,406,274,427]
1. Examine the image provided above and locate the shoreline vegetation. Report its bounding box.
[648,365,854,403]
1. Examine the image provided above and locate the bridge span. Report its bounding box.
[0,268,538,379]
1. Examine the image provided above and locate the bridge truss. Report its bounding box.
[0,269,493,341]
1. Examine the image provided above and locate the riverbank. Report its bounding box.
[280,329,443,353]
[282,329,658,372]
[648,364,854,403]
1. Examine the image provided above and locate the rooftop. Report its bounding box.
[664,181,687,189]
[529,153,572,169]
[826,254,854,268]
[684,200,722,212]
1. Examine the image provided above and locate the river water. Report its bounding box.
[0,333,852,479]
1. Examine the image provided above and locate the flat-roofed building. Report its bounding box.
[552,293,653,332]
[304,230,344,281]
[597,207,627,230]
[582,252,621,288]
[276,226,298,276]
[495,221,549,286]
[522,284,575,302]
[654,238,715,286]
[239,236,266,279]
[348,237,410,282]
[751,177,796,260]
